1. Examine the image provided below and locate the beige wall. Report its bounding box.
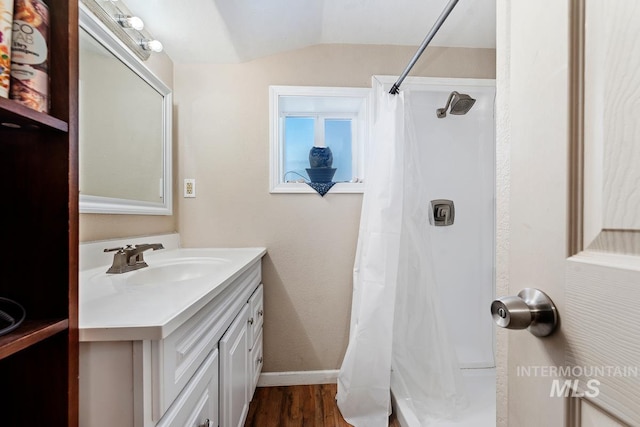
[80,51,178,243]
[174,44,496,372]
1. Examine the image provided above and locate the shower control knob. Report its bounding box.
[491,288,558,337]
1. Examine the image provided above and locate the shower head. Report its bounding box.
[436,91,476,118]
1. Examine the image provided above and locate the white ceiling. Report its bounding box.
[124,0,496,64]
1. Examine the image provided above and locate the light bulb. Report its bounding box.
[127,16,144,31]
[141,39,163,53]
[118,15,144,31]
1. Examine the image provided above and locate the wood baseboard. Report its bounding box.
[257,369,339,387]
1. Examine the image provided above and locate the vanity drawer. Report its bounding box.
[157,348,219,427]
[249,327,263,400]
[153,262,261,420]
[247,284,263,345]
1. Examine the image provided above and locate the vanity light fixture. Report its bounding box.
[117,15,144,31]
[80,0,163,61]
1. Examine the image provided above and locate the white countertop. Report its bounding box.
[79,247,266,342]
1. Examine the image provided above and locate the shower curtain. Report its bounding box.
[337,83,466,426]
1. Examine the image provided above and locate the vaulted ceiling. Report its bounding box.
[124,0,496,64]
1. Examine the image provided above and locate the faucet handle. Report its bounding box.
[104,246,125,253]
[104,245,136,253]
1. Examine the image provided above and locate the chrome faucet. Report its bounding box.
[104,243,165,274]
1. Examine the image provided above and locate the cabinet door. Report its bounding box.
[247,284,264,344]
[220,304,250,427]
[249,327,263,400]
[157,349,219,427]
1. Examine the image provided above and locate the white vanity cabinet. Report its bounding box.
[79,247,266,427]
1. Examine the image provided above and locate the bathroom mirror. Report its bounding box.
[78,5,172,215]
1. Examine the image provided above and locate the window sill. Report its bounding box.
[270,182,364,194]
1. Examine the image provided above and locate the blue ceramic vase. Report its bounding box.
[308,146,333,168]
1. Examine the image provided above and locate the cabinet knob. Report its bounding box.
[257,356,263,364]
[199,419,212,427]
[248,317,254,325]
[258,309,263,316]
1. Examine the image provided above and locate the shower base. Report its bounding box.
[391,368,496,427]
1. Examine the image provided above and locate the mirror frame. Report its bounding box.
[79,4,173,215]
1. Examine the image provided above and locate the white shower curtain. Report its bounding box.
[337,83,466,426]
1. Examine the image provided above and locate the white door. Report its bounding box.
[498,0,640,425]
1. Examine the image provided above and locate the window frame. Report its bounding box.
[269,85,371,194]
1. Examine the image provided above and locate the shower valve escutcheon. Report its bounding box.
[491,288,558,337]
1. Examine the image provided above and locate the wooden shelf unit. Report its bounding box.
[0,0,79,426]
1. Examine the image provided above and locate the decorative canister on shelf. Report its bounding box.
[307,146,336,183]
[0,0,13,98]
[10,0,49,112]
[308,146,333,168]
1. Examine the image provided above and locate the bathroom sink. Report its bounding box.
[125,257,230,286]
[80,246,267,341]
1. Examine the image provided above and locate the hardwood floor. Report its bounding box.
[245,384,401,427]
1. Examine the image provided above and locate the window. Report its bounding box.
[269,86,371,193]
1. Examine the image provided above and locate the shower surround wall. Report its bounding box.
[173,44,496,375]
[404,78,496,370]
[374,76,496,426]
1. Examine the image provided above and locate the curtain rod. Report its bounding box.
[389,0,461,95]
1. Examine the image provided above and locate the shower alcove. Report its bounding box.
[378,76,496,427]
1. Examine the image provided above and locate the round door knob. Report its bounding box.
[491,288,558,337]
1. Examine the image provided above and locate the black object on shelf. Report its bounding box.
[0,297,26,337]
